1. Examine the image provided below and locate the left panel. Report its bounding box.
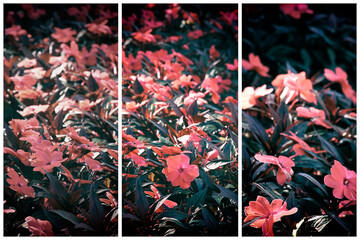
[4,4,118,236]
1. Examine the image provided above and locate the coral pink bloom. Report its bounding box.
[172,74,197,90]
[324,160,356,200]
[209,45,220,59]
[242,84,273,109]
[280,4,313,19]
[226,59,238,71]
[244,196,298,236]
[4,200,16,214]
[145,185,177,213]
[51,27,76,43]
[201,77,221,104]
[10,74,37,91]
[131,153,148,167]
[5,25,27,39]
[30,140,67,174]
[184,91,208,106]
[17,58,37,68]
[131,29,156,43]
[25,216,54,236]
[86,19,112,35]
[187,29,204,39]
[78,153,103,172]
[272,71,316,104]
[162,154,199,189]
[254,154,295,185]
[19,104,49,117]
[296,106,331,129]
[4,147,31,166]
[242,53,270,77]
[219,10,238,25]
[22,4,45,19]
[100,192,118,208]
[324,67,356,104]
[6,168,35,198]
[280,131,314,156]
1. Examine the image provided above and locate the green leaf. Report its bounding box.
[201,207,219,229]
[215,184,238,205]
[155,210,190,221]
[294,173,329,198]
[135,176,149,219]
[89,181,105,225]
[186,187,207,212]
[44,170,68,203]
[50,210,83,225]
[317,134,344,165]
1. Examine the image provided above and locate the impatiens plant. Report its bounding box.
[243,4,356,236]
[122,4,238,236]
[4,4,118,236]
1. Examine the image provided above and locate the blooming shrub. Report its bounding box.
[4,4,118,236]
[242,4,356,236]
[122,4,238,236]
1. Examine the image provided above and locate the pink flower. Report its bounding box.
[187,29,204,39]
[6,167,35,198]
[51,27,77,43]
[19,104,49,117]
[131,29,156,43]
[296,106,331,129]
[145,185,177,213]
[324,160,356,200]
[85,19,112,35]
[5,25,27,39]
[25,216,54,236]
[184,91,208,106]
[272,71,316,104]
[10,74,37,91]
[324,67,356,104]
[17,58,37,68]
[172,74,197,90]
[242,84,273,109]
[244,196,298,236]
[209,45,220,59]
[30,140,67,174]
[162,154,199,189]
[226,59,238,71]
[254,154,295,185]
[280,4,313,19]
[201,77,221,104]
[280,131,314,157]
[131,153,148,167]
[242,53,270,77]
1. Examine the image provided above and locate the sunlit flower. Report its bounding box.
[296,106,331,129]
[17,58,37,68]
[244,196,298,236]
[25,216,54,236]
[280,131,315,157]
[254,153,295,185]
[280,4,313,19]
[324,160,356,200]
[172,74,197,90]
[242,84,273,109]
[6,167,35,198]
[162,154,199,189]
[324,67,356,104]
[272,71,316,104]
[242,53,270,77]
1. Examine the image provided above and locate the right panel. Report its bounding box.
[242,4,356,237]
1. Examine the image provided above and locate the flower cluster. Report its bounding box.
[243,4,356,237]
[122,4,238,236]
[4,4,118,236]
